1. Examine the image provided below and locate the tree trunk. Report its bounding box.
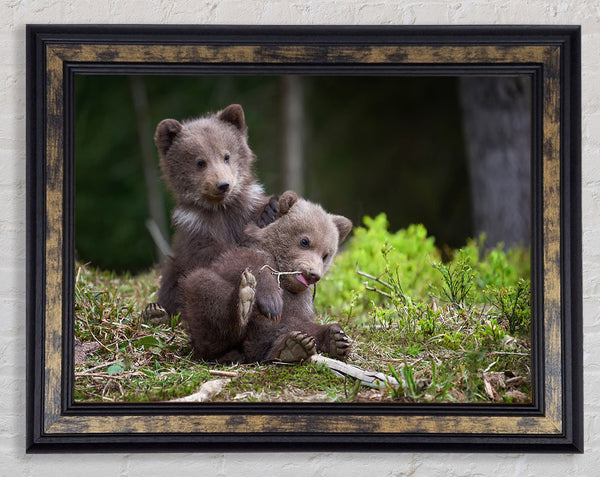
[459,76,531,248]
[281,75,305,195]
[129,75,171,259]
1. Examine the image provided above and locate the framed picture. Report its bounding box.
[26,25,582,452]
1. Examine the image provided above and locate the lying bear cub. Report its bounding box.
[182,191,353,363]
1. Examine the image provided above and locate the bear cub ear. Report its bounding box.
[154,119,183,156]
[217,104,247,133]
[276,190,298,219]
[331,215,353,246]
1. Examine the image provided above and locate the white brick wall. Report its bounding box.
[2,1,597,475]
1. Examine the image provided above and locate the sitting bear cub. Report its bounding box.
[182,191,353,363]
[146,104,278,320]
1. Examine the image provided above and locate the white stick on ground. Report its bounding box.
[310,354,401,389]
[169,378,231,402]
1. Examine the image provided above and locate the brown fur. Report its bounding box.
[154,104,278,316]
[182,192,353,363]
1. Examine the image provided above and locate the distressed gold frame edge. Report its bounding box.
[26,24,582,453]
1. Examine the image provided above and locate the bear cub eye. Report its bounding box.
[196,159,207,169]
[300,237,310,248]
[322,253,329,262]
[224,152,230,163]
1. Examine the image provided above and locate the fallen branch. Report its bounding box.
[488,351,529,356]
[75,358,123,375]
[310,354,401,389]
[170,378,231,402]
[209,370,239,378]
[74,371,146,379]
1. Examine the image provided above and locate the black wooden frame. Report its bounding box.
[26,25,582,453]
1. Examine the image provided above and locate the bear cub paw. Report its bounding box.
[256,195,280,228]
[323,324,351,361]
[274,331,316,363]
[238,268,257,326]
[141,302,170,325]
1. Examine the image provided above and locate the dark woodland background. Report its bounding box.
[75,75,531,273]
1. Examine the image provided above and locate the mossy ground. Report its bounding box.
[74,236,531,405]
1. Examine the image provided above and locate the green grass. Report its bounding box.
[74,263,350,403]
[74,217,531,404]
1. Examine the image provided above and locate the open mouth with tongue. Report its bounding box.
[295,273,310,287]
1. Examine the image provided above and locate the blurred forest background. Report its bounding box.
[75,74,531,273]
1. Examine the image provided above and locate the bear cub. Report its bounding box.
[182,191,353,363]
[145,104,278,321]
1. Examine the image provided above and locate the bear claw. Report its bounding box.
[141,302,170,325]
[274,331,316,363]
[254,284,283,322]
[256,195,280,228]
[323,324,351,361]
[238,268,257,326]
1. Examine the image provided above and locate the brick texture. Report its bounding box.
[2,1,597,474]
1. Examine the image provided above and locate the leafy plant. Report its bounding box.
[341,224,531,404]
[480,318,506,343]
[427,361,455,402]
[418,314,438,337]
[344,377,362,401]
[459,237,530,302]
[432,253,475,306]
[316,214,440,319]
[487,278,531,336]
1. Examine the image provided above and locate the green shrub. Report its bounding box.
[486,278,531,337]
[316,213,530,325]
[316,213,440,319]
[432,252,475,306]
[458,237,530,303]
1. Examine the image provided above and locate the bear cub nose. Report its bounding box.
[306,271,321,284]
[216,180,230,193]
